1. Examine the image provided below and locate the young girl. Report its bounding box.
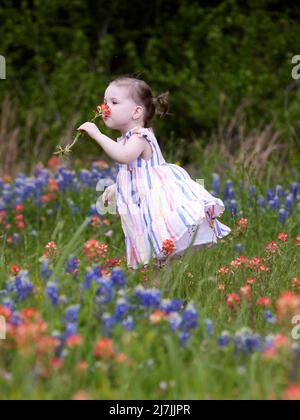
[77,76,231,271]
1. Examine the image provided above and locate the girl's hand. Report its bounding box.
[77,122,101,141]
[102,184,116,206]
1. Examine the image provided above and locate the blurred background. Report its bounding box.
[0,0,300,179]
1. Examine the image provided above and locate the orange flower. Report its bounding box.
[84,239,108,260]
[66,334,83,348]
[150,310,167,324]
[10,264,21,276]
[48,178,59,192]
[236,218,248,231]
[44,241,58,258]
[94,338,115,359]
[240,285,252,300]
[218,266,231,275]
[265,241,278,253]
[257,296,272,307]
[276,291,300,321]
[14,204,25,212]
[283,384,300,400]
[47,156,61,171]
[246,277,256,285]
[277,232,289,242]
[161,239,175,257]
[226,293,240,308]
[291,277,300,289]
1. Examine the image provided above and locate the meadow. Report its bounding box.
[0,151,299,400]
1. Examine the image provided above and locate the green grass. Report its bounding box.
[0,159,299,400]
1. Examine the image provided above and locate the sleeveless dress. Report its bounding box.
[115,126,231,269]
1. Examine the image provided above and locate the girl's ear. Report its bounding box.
[133,105,144,120]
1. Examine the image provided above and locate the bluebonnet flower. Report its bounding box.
[65,256,80,276]
[205,319,214,336]
[102,312,117,336]
[95,277,114,304]
[114,298,130,321]
[134,286,161,308]
[257,194,265,208]
[212,174,221,195]
[14,270,34,301]
[111,268,126,288]
[64,304,80,324]
[275,185,284,198]
[263,310,277,324]
[81,265,102,290]
[63,322,78,341]
[224,180,233,200]
[160,298,182,314]
[40,258,53,281]
[248,185,256,197]
[229,199,238,217]
[290,182,298,199]
[122,316,135,331]
[179,331,191,347]
[219,331,231,348]
[234,328,261,354]
[235,243,244,254]
[285,194,293,216]
[179,304,198,331]
[46,281,59,306]
[267,188,275,201]
[1,298,15,311]
[168,313,182,332]
[279,208,287,224]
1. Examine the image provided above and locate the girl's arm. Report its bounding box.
[77,122,146,164]
[94,132,146,165]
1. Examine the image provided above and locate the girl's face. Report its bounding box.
[103,84,143,133]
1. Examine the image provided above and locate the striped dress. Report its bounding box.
[115,126,231,269]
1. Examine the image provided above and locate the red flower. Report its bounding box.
[226,293,240,308]
[94,338,115,358]
[295,235,300,246]
[218,266,231,275]
[236,218,248,231]
[265,241,278,253]
[43,241,58,258]
[97,103,111,119]
[161,239,175,257]
[84,239,108,260]
[246,277,256,285]
[240,285,252,300]
[10,264,21,276]
[257,296,272,307]
[276,291,300,321]
[283,384,300,400]
[292,277,300,289]
[277,232,289,242]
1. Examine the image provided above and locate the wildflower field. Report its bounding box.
[0,155,299,400]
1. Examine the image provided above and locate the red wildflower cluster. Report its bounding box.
[265,241,278,254]
[226,293,240,308]
[161,239,175,257]
[84,239,108,260]
[277,232,289,242]
[236,218,248,232]
[257,296,272,307]
[43,241,58,259]
[94,338,128,365]
[97,103,111,119]
[276,291,300,322]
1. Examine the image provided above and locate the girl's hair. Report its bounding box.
[109,76,169,128]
